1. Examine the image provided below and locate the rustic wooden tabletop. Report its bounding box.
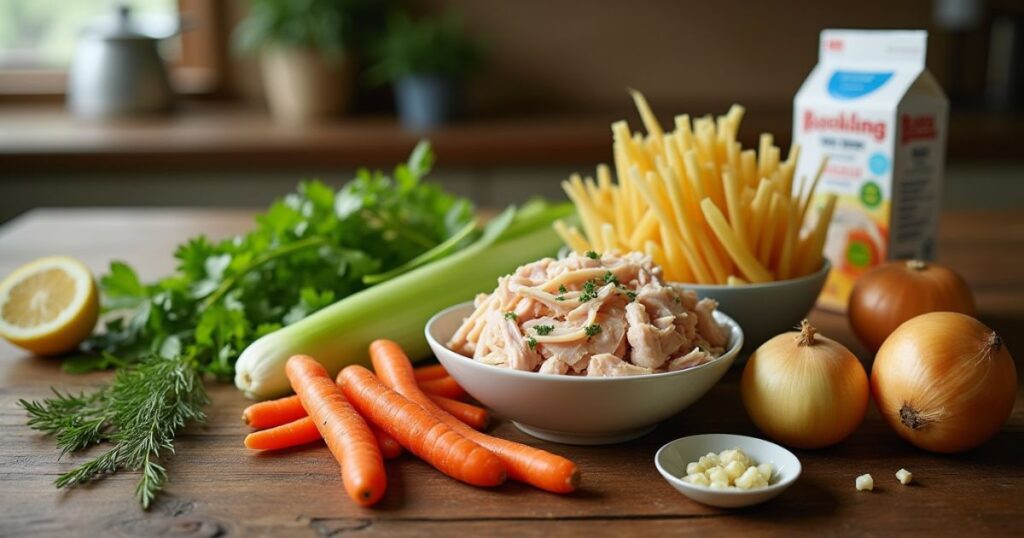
[0,208,1021,537]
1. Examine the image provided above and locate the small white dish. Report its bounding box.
[425,302,743,445]
[655,434,801,508]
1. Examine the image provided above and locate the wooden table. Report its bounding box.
[1,208,1022,537]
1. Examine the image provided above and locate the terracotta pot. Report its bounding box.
[260,48,353,124]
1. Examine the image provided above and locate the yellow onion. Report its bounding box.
[741,320,869,449]
[872,312,1017,453]
[849,260,975,352]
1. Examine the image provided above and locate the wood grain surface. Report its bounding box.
[0,208,1021,537]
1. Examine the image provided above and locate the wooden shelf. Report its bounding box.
[1,103,1021,172]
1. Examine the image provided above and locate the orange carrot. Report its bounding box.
[372,424,403,460]
[286,355,387,506]
[369,339,580,494]
[245,416,322,450]
[242,382,479,431]
[338,365,506,487]
[428,394,489,430]
[242,395,307,429]
[417,375,466,399]
[244,416,403,459]
[412,364,449,382]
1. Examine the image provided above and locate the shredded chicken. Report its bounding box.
[447,251,729,376]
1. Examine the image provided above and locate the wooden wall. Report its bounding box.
[419,0,943,115]
[226,1,945,117]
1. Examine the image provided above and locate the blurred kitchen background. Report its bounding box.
[1,0,1022,223]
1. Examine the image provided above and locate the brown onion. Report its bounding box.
[849,260,975,352]
[741,320,869,449]
[872,312,1017,453]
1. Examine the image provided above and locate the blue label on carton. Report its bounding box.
[827,71,893,99]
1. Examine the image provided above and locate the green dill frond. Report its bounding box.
[25,356,208,509]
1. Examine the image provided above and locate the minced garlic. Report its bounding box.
[856,473,874,491]
[682,448,773,490]
[896,468,913,485]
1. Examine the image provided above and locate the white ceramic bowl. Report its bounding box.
[684,260,830,353]
[655,434,801,508]
[425,302,743,445]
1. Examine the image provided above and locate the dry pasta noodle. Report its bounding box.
[553,90,833,284]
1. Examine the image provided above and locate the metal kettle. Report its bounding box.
[67,5,176,119]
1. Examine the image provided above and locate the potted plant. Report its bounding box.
[235,0,369,124]
[368,13,484,131]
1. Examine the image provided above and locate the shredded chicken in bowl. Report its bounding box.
[447,251,730,376]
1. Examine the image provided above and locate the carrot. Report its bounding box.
[286,355,387,506]
[417,375,466,399]
[244,416,403,459]
[372,424,404,460]
[428,394,490,430]
[242,395,307,429]
[244,392,405,452]
[369,339,580,494]
[412,364,449,382]
[242,382,478,431]
[338,365,506,487]
[244,416,322,450]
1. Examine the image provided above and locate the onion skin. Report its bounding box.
[849,260,975,352]
[872,312,1017,453]
[741,321,869,449]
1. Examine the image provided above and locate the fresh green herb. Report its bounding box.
[585,250,600,260]
[555,296,566,301]
[579,280,599,302]
[584,323,602,337]
[526,337,538,350]
[23,142,477,508]
[504,311,518,321]
[233,0,381,55]
[558,284,568,294]
[367,12,485,85]
[533,325,554,335]
[20,355,208,509]
[603,271,619,285]
[626,291,638,302]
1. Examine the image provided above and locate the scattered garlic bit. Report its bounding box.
[681,448,772,490]
[896,468,913,485]
[856,474,874,491]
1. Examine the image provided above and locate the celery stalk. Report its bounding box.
[234,201,574,399]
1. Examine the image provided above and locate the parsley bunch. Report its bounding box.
[21,142,475,507]
[75,142,471,379]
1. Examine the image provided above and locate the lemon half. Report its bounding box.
[0,256,99,356]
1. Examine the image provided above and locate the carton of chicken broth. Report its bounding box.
[793,29,948,311]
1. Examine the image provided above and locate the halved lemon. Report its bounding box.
[0,256,99,356]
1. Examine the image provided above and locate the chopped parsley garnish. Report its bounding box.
[504,311,518,321]
[626,291,638,302]
[584,324,602,337]
[555,296,566,301]
[579,280,599,302]
[526,337,538,350]
[533,325,554,335]
[603,271,619,285]
[558,284,568,294]
[585,250,600,260]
